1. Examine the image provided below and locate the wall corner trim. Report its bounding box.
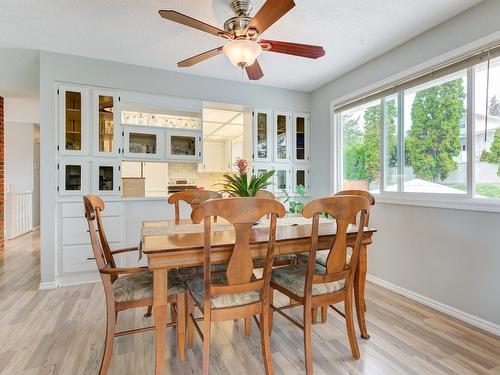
[367,274,500,337]
[38,281,58,290]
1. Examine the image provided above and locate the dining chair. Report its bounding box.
[168,190,222,224]
[83,195,187,374]
[298,189,375,323]
[185,197,286,375]
[269,195,369,374]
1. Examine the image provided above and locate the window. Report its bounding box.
[335,51,500,204]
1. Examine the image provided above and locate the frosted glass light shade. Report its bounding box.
[223,39,262,68]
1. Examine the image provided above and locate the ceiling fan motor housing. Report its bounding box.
[224,0,257,38]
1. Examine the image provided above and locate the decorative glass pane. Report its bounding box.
[342,100,381,192]
[98,95,114,153]
[276,115,287,160]
[129,133,157,154]
[257,113,268,159]
[296,170,305,187]
[474,57,500,199]
[99,166,114,191]
[403,70,467,194]
[295,116,305,160]
[276,170,287,190]
[170,135,196,156]
[65,165,81,191]
[65,91,82,151]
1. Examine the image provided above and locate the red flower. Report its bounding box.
[236,159,249,175]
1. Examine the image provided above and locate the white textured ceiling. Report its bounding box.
[0,0,482,92]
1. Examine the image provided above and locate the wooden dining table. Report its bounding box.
[141,216,377,375]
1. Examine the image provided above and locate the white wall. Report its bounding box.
[310,0,500,330]
[39,51,310,285]
[5,122,34,193]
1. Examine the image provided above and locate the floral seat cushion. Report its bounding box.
[271,263,345,297]
[113,269,185,303]
[297,249,352,267]
[186,272,260,309]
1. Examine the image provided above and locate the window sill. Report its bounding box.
[374,194,500,213]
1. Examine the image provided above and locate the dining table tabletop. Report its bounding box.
[140,214,377,375]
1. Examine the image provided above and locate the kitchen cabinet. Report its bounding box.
[58,85,90,155]
[199,142,225,172]
[123,126,164,159]
[253,109,273,163]
[58,158,90,196]
[273,165,292,197]
[293,113,310,163]
[293,166,310,194]
[92,90,121,157]
[166,129,202,162]
[273,111,292,163]
[92,159,121,196]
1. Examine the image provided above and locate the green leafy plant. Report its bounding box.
[282,185,306,213]
[220,159,275,197]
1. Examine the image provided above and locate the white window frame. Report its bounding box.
[331,68,500,213]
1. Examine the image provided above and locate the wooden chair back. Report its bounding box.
[255,190,276,200]
[83,195,114,288]
[335,190,375,225]
[302,196,369,293]
[191,198,286,309]
[168,190,222,224]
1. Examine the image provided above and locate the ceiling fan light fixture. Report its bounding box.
[223,39,262,68]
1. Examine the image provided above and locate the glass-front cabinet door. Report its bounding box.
[166,129,202,162]
[58,159,89,195]
[293,166,310,194]
[123,127,164,159]
[253,163,274,192]
[93,90,121,157]
[273,166,292,197]
[92,160,121,195]
[274,112,291,163]
[253,109,272,162]
[59,85,89,155]
[293,113,310,163]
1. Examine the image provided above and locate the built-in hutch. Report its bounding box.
[55,83,310,286]
[252,109,310,197]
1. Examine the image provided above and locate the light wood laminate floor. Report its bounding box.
[1,231,499,374]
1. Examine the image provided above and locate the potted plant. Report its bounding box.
[220,159,275,197]
[282,184,306,213]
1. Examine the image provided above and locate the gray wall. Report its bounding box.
[310,0,500,327]
[39,51,310,284]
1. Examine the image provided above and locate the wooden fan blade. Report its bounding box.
[245,60,264,80]
[159,10,232,39]
[260,39,325,59]
[244,0,295,36]
[177,46,224,67]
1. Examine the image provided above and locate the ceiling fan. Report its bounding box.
[158,0,325,80]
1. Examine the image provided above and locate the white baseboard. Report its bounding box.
[367,274,500,337]
[39,281,58,290]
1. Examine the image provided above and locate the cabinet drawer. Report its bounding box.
[62,216,122,245]
[62,245,97,273]
[62,201,123,218]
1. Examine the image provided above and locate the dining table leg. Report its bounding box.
[354,244,369,339]
[153,268,168,374]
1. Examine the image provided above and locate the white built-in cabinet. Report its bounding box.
[92,89,121,157]
[252,109,310,196]
[92,159,121,196]
[166,129,202,162]
[123,126,164,160]
[58,158,90,196]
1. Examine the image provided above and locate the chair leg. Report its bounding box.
[245,317,252,336]
[321,306,327,323]
[177,293,186,362]
[144,305,152,318]
[312,307,318,324]
[99,304,116,375]
[203,308,212,375]
[260,307,274,375]
[303,303,313,375]
[269,289,274,335]
[345,288,360,359]
[187,294,195,348]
